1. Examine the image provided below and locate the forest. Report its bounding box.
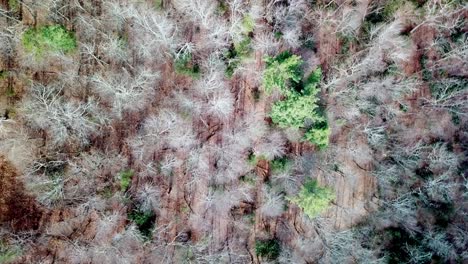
[0,0,466,263]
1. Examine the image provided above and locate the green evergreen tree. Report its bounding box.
[262,52,302,95]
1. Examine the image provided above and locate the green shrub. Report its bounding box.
[22,25,77,57]
[241,15,255,34]
[225,37,253,77]
[217,1,229,15]
[289,179,335,219]
[225,57,239,78]
[154,0,163,9]
[0,70,8,80]
[100,186,114,199]
[128,209,155,239]
[234,37,253,58]
[240,173,256,185]
[223,14,255,77]
[255,239,280,260]
[174,52,200,78]
[6,85,15,97]
[8,0,20,12]
[338,33,353,54]
[247,153,259,166]
[274,31,283,39]
[119,169,134,192]
[270,157,291,173]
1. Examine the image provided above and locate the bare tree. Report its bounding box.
[254,131,286,161]
[205,91,234,122]
[139,109,197,153]
[253,32,281,55]
[128,3,179,60]
[259,186,285,218]
[136,183,160,212]
[319,227,383,264]
[21,84,99,147]
[422,78,468,117]
[91,68,159,118]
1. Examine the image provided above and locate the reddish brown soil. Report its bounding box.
[0,155,43,231]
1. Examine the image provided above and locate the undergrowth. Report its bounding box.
[255,239,281,260]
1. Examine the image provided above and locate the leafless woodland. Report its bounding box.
[0,0,466,263]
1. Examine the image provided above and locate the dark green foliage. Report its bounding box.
[338,33,356,55]
[301,37,316,51]
[274,31,283,39]
[304,68,322,91]
[217,0,228,15]
[429,78,467,98]
[255,239,280,260]
[128,209,156,239]
[6,86,15,97]
[225,38,253,77]
[379,226,456,264]
[270,157,291,173]
[450,23,465,42]
[364,10,386,25]
[426,201,455,227]
[415,165,433,179]
[419,54,433,82]
[382,0,419,19]
[383,227,417,263]
[224,15,254,77]
[234,38,253,58]
[100,186,114,199]
[174,53,200,78]
[119,169,134,192]
[451,112,460,125]
[22,25,77,56]
[382,0,403,19]
[363,0,420,25]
